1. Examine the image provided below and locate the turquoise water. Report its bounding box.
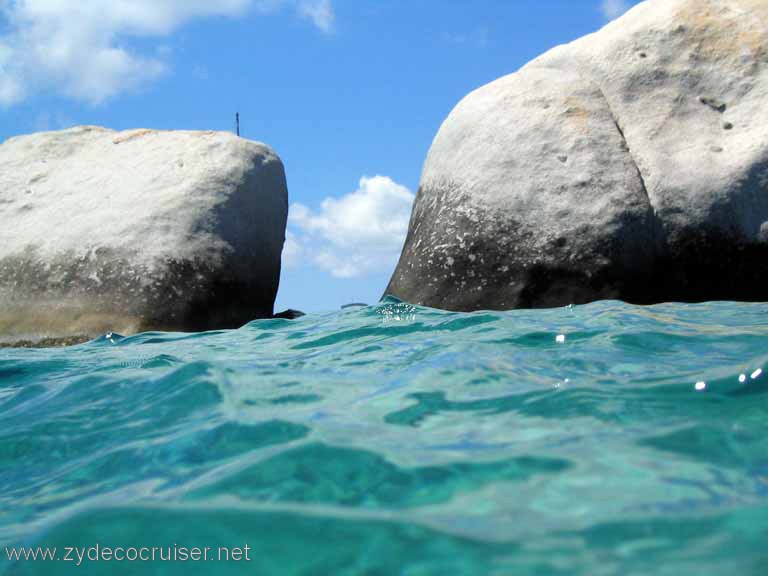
[1,298,768,575]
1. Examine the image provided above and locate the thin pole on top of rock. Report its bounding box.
[235,113,240,137]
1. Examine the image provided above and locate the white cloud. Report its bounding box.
[281,230,304,268]
[285,175,414,278]
[298,0,334,34]
[0,0,335,106]
[600,0,630,21]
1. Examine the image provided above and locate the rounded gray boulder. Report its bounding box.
[386,0,768,310]
[0,126,288,345]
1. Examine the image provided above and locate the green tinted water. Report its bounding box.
[1,299,767,575]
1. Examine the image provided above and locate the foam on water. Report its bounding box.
[1,298,768,575]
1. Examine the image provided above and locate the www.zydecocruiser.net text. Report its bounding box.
[6,544,252,566]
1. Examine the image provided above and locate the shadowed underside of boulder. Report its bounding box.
[386,0,768,311]
[0,126,288,345]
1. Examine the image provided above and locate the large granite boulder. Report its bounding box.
[0,126,287,345]
[386,0,768,311]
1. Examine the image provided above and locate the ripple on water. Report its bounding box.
[1,299,768,575]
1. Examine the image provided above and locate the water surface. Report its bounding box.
[1,299,767,574]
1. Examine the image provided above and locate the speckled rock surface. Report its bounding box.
[386,0,768,310]
[0,126,288,345]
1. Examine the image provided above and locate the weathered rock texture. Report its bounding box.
[0,126,287,345]
[387,0,768,310]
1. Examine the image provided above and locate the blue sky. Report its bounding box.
[0,0,639,312]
